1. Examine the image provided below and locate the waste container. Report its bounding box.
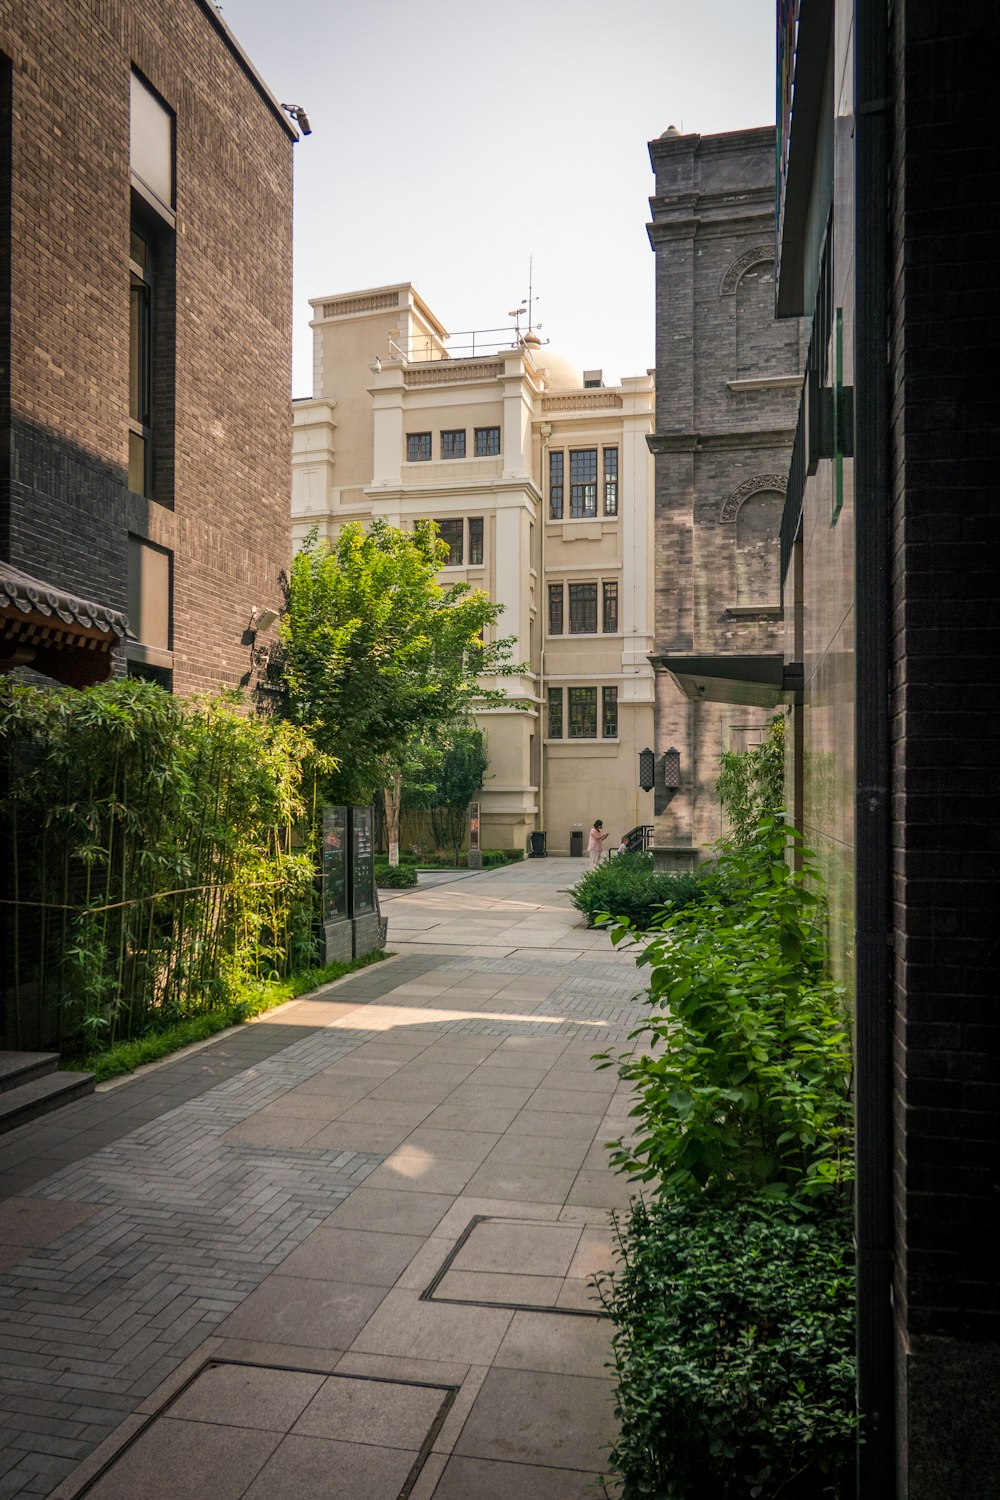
[529,831,547,858]
[570,828,584,857]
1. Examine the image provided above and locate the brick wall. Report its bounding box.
[888,1,1000,1490]
[0,0,293,695]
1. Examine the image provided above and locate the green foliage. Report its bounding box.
[602,820,853,1204]
[0,678,320,1054]
[572,853,706,929]
[279,522,522,803]
[403,723,491,863]
[600,1195,857,1499]
[70,949,388,1082]
[376,862,418,888]
[481,848,523,868]
[717,715,787,846]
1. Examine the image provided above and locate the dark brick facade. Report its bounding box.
[647,127,806,855]
[0,0,293,695]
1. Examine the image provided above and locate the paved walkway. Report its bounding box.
[0,859,647,1499]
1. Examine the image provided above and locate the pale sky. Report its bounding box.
[221,0,777,398]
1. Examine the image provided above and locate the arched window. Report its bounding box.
[735,489,783,605]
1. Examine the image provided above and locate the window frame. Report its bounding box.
[468,517,484,566]
[602,579,619,634]
[568,582,598,635]
[569,448,599,518]
[440,429,466,459]
[602,685,619,739]
[547,686,564,739]
[128,223,153,497]
[548,583,564,636]
[567,686,598,739]
[549,450,564,519]
[435,517,464,566]
[603,447,619,515]
[407,432,432,462]
[474,426,500,457]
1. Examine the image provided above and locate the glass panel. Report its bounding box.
[474,426,500,456]
[129,277,150,425]
[407,432,431,461]
[436,518,463,566]
[130,72,174,208]
[602,685,619,738]
[441,429,466,458]
[604,447,618,515]
[130,227,149,271]
[549,450,564,519]
[568,583,597,634]
[128,430,148,496]
[127,534,171,648]
[602,580,619,633]
[547,687,563,739]
[548,583,563,635]
[468,517,484,565]
[569,449,598,517]
[568,687,597,738]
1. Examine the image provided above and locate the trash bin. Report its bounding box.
[570,828,584,858]
[529,831,547,858]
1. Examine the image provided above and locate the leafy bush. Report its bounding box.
[572,852,706,929]
[482,847,524,868]
[603,821,852,1203]
[600,1195,857,1500]
[376,862,418,888]
[717,713,786,846]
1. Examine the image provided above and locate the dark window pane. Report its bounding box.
[469,517,484,565]
[548,583,563,636]
[436,518,463,565]
[129,278,150,426]
[441,429,466,459]
[548,687,563,739]
[568,687,597,738]
[602,580,619,633]
[569,449,598,517]
[549,450,564,519]
[604,447,618,515]
[407,432,431,462]
[474,426,500,456]
[568,583,597,634]
[602,685,619,738]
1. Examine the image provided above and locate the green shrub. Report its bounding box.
[572,852,705,929]
[377,863,418,888]
[600,1195,857,1500]
[603,821,852,1203]
[482,847,524,868]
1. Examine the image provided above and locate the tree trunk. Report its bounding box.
[384,772,402,866]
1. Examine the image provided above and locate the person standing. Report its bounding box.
[588,819,608,867]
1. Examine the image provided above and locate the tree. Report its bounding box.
[279,521,522,860]
[716,714,786,845]
[404,724,490,865]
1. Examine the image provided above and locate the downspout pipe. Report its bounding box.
[853,0,895,1491]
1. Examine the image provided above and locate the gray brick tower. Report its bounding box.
[646,126,806,863]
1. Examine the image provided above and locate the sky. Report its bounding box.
[222,0,777,398]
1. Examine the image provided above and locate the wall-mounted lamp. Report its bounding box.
[654,747,681,816]
[248,606,279,637]
[280,103,312,136]
[638,747,655,792]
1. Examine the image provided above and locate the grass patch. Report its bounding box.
[70,949,390,1084]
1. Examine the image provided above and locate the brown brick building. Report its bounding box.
[0,0,296,694]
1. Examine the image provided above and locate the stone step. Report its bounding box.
[0,1069,96,1135]
[0,1050,60,1095]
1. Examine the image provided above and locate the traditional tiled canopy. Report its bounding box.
[0,561,129,687]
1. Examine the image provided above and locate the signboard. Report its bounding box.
[469,801,480,853]
[350,805,375,917]
[321,806,348,922]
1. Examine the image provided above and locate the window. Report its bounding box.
[474,426,500,456]
[548,583,564,636]
[548,687,563,739]
[602,686,619,739]
[568,687,598,738]
[468,517,484,566]
[129,224,153,495]
[126,535,172,690]
[569,449,598,517]
[602,580,619,633]
[407,432,432,462]
[436,518,463,566]
[130,72,174,210]
[568,583,597,634]
[549,451,564,519]
[128,73,175,504]
[441,429,466,459]
[604,447,618,515]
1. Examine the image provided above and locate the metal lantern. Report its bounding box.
[638,747,655,792]
[663,747,681,789]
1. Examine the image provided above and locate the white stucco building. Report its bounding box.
[292,283,655,855]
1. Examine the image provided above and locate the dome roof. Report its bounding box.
[522,335,582,391]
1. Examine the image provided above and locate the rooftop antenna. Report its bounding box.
[526,253,538,334]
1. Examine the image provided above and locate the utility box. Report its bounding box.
[570,828,584,857]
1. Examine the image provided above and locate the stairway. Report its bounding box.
[0,1051,96,1135]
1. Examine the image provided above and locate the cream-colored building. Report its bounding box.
[292,283,655,855]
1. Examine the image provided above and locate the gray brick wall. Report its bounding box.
[0,0,293,696]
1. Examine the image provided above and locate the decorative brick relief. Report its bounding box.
[720,245,776,295]
[720,473,788,521]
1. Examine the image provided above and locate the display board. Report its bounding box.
[350,805,375,916]
[321,806,348,923]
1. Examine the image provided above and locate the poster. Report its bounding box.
[321,806,348,922]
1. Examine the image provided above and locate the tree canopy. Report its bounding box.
[280,521,521,803]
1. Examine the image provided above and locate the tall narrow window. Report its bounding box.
[129,225,153,495]
[568,582,597,634]
[569,449,598,517]
[603,447,618,515]
[602,580,619,633]
[568,687,597,738]
[441,429,466,458]
[547,687,563,739]
[129,73,175,504]
[549,451,564,519]
[548,583,564,636]
[468,517,484,566]
[435,518,463,565]
[407,432,431,462]
[474,426,500,456]
[602,686,619,738]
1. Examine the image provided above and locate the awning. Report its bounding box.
[0,562,129,688]
[652,653,803,709]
